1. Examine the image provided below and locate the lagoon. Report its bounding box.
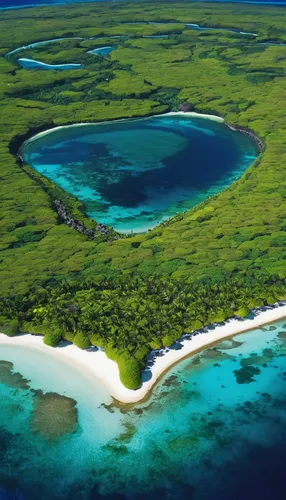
[22,114,258,233]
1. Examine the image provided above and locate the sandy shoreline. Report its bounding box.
[1,303,285,403]
[20,111,225,149]
[159,111,224,122]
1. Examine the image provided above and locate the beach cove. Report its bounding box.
[1,302,285,403]
[1,314,286,499]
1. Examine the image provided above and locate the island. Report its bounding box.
[0,1,285,395]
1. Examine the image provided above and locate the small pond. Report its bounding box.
[18,57,83,70]
[88,46,115,56]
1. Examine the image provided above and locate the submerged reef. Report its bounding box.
[30,391,78,441]
[233,365,261,384]
[0,360,30,390]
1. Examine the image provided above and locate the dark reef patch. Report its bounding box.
[200,348,230,360]
[104,443,129,455]
[278,331,286,340]
[0,360,30,390]
[215,338,243,350]
[30,390,78,441]
[241,350,273,367]
[162,374,179,387]
[168,435,200,452]
[115,422,137,444]
[233,365,261,384]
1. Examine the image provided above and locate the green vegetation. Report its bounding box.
[1,275,285,389]
[0,2,285,388]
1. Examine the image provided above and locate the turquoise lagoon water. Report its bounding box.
[6,37,126,58]
[22,115,258,233]
[0,319,286,499]
[18,57,83,70]
[5,38,84,57]
[15,46,114,70]
[122,21,257,36]
[88,46,115,56]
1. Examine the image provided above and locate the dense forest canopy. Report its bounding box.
[0,2,285,388]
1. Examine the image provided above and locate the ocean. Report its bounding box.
[1,320,285,499]
[1,1,286,12]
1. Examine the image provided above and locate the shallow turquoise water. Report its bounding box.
[122,21,257,36]
[5,37,84,57]
[88,46,114,56]
[1,319,285,499]
[18,57,83,70]
[22,115,258,233]
[15,46,113,70]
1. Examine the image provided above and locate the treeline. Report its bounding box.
[1,274,285,389]
[0,3,286,390]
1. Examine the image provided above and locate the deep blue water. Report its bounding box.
[22,115,257,233]
[1,0,286,11]
[0,320,285,499]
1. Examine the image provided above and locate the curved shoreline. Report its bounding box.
[5,37,84,57]
[226,122,264,151]
[18,110,258,236]
[5,20,258,57]
[20,111,225,150]
[18,57,83,70]
[1,302,285,404]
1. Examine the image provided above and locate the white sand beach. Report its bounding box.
[1,303,285,404]
[21,110,225,149]
[159,111,224,122]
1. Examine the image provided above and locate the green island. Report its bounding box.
[0,2,285,389]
